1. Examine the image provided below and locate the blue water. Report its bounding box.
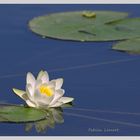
[0,4,140,136]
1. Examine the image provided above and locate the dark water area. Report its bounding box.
[0,4,140,135]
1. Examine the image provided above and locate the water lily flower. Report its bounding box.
[12,70,74,108]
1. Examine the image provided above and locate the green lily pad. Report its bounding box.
[0,104,48,123]
[29,11,129,41]
[112,38,140,54]
[108,18,140,39]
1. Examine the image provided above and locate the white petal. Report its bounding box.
[55,78,64,90]
[26,84,34,97]
[34,89,54,106]
[12,88,36,107]
[58,97,74,104]
[26,72,35,88]
[12,88,28,100]
[37,71,49,84]
[49,89,65,106]
[35,79,42,89]
[37,70,44,80]
[26,100,36,108]
[47,80,56,88]
[49,102,63,107]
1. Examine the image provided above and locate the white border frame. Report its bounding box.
[0,1,139,140]
[0,0,139,4]
[0,136,140,139]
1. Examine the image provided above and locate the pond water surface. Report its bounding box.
[0,4,140,136]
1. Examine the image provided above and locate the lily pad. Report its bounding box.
[108,18,140,39]
[0,104,48,123]
[29,11,129,41]
[112,38,140,54]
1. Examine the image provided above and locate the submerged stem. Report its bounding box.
[78,30,96,36]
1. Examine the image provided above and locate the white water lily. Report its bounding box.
[12,70,74,108]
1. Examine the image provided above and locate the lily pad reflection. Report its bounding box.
[25,108,64,133]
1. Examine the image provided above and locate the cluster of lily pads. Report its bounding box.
[29,10,140,54]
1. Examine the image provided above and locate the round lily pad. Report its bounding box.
[0,105,47,123]
[112,38,140,54]
[29,11,129,41]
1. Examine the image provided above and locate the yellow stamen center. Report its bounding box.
[39,86,53,97]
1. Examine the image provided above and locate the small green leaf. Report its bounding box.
[82,11,96,18]
[112,38,140,54]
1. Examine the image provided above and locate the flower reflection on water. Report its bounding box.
[25,107,64,133]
